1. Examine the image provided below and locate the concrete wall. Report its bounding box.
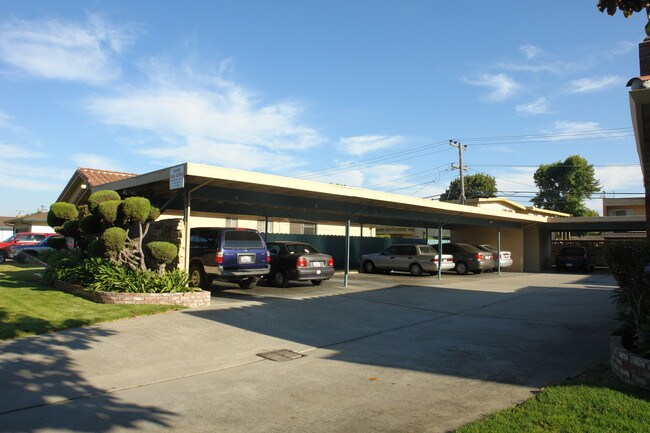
[449,226,524,272]
[522,225,552,272]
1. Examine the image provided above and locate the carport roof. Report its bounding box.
[95,162,550,229]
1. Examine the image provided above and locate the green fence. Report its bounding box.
[264,234,427,270]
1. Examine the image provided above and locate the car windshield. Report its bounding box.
[2,234,17,242]
[223,231,264,249]
[286,244,320,254]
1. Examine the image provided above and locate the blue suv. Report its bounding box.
[188,228,270,289]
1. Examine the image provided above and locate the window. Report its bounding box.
[286,243,319,254]
[268,244,281,256]
[289,222,317,235]
[609,209,633,216]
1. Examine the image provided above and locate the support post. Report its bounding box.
[264,216,269,242]
[497,226,502,274]
[437,223,443,280]
[183,190,191,271]
[344,220,351,287]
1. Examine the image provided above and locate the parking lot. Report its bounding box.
[0,270,617,432]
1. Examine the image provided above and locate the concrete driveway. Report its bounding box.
[0,270,617,432]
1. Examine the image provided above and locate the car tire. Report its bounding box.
[0,252,6,264]
[474,269,483,274]
[362,260,376,273]
[455,262,469,275]
[239,277,258,290]
[272,271,288,288]
[311,280,323,286]
[189,263,208,289]
[17,254,30,264]
[381,270,392,275]
[409,263,424,276]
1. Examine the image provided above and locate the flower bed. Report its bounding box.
[610,335,650,390]
[54,281,211,307]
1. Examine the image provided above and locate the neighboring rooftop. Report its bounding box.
[57,167,137,204]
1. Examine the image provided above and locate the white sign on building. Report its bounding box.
[170,165,185,190]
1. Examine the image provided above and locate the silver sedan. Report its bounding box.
[361,244,455,276]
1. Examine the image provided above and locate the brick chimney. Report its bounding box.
[640,37,650,76]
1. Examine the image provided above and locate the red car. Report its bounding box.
[0,232,56,264]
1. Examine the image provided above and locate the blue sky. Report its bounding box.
[0,1,645,216]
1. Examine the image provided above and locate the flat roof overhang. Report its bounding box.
[542,215,646,232]
[94,163,549,230]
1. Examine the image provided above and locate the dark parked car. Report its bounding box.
[188,228,270,289]
[435,243,495,275]
[555,246,593,272]
[361,244,455,276]
[8,236,73,263]
[0,232,56,264]
[266,241,335,287]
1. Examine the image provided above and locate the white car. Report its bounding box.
[475,244,513,269]
[361,244,455,276]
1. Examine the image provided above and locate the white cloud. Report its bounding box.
[464,73,521,102]
[338,135,405,156]
[0,14,135,84]
[595,165,643,191]
[0,161,69,192]
[519,44,542,60]
[306,163,410,190]
[87,61,323,170]
[568,76,621,94]
[0,143,44,159]
[72,153,125,171]
[516,97,550,115]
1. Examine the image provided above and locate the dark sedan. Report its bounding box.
[266,241,335,287]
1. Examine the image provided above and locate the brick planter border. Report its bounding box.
[610,335,650,390]
[54,281,211,308]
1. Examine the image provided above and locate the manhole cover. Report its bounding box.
[257,349,305,362]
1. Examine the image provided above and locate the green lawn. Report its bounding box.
[0,262,183,339]
[456,364,650,433]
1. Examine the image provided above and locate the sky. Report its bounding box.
[0,1,646,217]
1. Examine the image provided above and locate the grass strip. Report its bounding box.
[456,364,650,433]
[0,262,183,340]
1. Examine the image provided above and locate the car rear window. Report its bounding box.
[559,247,585,256]
[286,244,319,254]
[418,246,436,254]
[224,231,264,249]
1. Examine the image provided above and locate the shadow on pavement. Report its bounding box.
[0,326,177,432]
[187,275,617,389]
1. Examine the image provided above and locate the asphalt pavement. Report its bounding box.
[0,270,617,432]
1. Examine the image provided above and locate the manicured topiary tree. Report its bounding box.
[147,242,178,275]
[48,190,178,273]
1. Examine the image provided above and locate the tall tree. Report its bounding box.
[443,173,497,201]
[597,1,650,33]
[532,155,601,216]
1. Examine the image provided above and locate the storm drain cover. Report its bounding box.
[257,349,305,362]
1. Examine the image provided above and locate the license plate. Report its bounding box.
[312,261,322,267]
[238,255,254,264]
[566,263,573,267]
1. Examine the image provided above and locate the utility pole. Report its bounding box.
[449,140,467,205]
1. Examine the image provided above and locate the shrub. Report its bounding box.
[121,197,151,223]
[605,240,650,357]
[45,258,192,293]
[88,190,121,212]
[147,241,178,273]
[98,200,122,225]
[101,227,127,253]
[47,202,79,228]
